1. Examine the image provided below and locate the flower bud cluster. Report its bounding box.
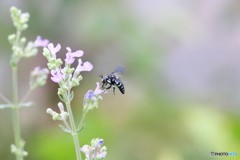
[10,7,29,31]
[9,7,49,67]
[83,83,106,113]
[43,43,93,102]
[11,139,28,158]
[80,138,107,160]
[46,102,69,121]
[30,67,49,90]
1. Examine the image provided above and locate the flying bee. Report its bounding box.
[99,67,125,95]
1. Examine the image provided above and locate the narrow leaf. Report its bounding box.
[58,125,71,134]
[0,104,12,109]
[19,102,33,108]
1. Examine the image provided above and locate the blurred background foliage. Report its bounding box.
[0,0,240,160]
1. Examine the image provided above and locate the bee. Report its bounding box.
[99,67,125,95]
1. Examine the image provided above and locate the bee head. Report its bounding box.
[99,74,106,83]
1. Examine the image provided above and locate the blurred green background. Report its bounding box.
[0,0,240,160]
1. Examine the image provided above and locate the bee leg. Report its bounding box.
[113,86,115,95]
[105,84,112,90]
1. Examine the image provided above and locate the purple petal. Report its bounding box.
[66,47,72,53]
[72,50,84,57]
[96,139,104,147]
[65,52,75,64]
[80,145,90,159]
[65,47,84,64]
[94,82,105,95]
[48,43,61,58]
[50,69,63,83]
[84,90,95,100]
[97,151,107,159]
[83,62,93,71]
[76,60,93,73]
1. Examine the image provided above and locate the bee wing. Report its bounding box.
[112,66,125,75]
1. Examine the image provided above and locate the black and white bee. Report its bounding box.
[99,67,125,95]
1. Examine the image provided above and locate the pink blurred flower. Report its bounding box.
[34,36,49,47]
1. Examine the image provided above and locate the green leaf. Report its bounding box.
[77,124,85,133]
[19,101,33,108]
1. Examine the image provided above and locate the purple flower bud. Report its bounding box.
[96,139,104,147]
[57,102,65,113]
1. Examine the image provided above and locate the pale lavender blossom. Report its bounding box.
[83,83,106,112]
[94,82,104,95]
[85,90,95,100]
[33,36,49,47]
[75,59,93,73]
[50,69,64,83]
[81,145,91,159]
[65,47,84,64]
[85,83,106,100]
[47,43,61,58]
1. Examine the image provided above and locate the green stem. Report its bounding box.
[65,101,82,160]
[12,67,23,160]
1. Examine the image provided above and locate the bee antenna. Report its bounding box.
[99,74,103,78]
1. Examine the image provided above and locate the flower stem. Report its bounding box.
[65,101,82,160]
[20,88,31,103]
[12,67,23,160]
[77,110,87,131]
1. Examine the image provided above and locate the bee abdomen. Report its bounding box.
[116,80,125,94]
